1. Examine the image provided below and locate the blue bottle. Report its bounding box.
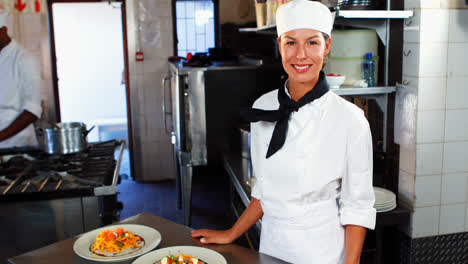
[363,52,376,87]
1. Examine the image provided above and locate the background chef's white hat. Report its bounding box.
[276,0,333,37]
[0,12,9,28]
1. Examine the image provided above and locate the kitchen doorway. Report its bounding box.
[49,1,133,179]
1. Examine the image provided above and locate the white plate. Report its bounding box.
[376,202,397,213]
[374,187,396,205]
[132,246,227,264]
[73,224,162,262]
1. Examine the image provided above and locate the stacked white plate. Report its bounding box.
[373,187,396,213]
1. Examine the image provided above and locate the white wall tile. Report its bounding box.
[419,43,448,77]
[415,175,441,206]
[448,43,468,77]
[448,10,468,42]
[399,169,416,203]
[400,146,416,174]
[412,206,440,238]
[440,203,466,234]
[416,143,444,175]
[445,110,468,141]
[405,0,441,9]
[441,0,468,9]
[417,77,446,111]
[420,10,449,43]
[441,173,468,204]
[443,141,468,173]
[402,44,420,77]
[446,77,468,109]
[416,110,445,143]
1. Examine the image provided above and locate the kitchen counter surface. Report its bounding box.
[8,213,288,264]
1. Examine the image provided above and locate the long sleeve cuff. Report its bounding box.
[340,206,376,230]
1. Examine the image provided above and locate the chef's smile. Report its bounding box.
[292,64,312,73]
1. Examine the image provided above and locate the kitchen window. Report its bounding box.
[174,0,218,57]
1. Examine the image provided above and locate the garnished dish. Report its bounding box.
[132,246,227,264]
[73,224,161,262]
[91,227,145,256]
[156,253,206,264]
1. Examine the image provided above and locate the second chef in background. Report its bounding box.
[0,12,42,148]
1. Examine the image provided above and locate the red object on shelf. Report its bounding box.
[186,52,193,61]
[15,0,26,12]
[35,0,40,12]
[136,51,144,62]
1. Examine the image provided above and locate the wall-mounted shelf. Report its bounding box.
[238,24,275,33]
[332,86,395,96]
[336,10,413,19]
[238,10,414,34]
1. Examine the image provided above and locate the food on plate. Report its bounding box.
[156,254,206,264]
[91,227,145,256]
[326,73,342,76]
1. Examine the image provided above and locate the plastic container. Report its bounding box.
[255,0,266,28]
[363,52,376,87]
[266,0,276,25]
[329,29,378,58]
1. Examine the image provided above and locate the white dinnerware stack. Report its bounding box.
[373,187,396,212]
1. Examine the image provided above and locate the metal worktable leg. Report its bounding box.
[179,151,193,227]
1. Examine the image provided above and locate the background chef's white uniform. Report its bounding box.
[0,40,42,148]
[251,84,376,264]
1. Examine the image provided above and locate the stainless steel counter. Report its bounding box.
[8,213,288,264]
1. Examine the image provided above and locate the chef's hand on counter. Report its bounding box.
[192,198,263,244]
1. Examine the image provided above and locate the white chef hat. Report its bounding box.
[0,12,9,28]
[276,0,333,37]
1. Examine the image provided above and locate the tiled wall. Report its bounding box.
[126,0,176,181]
[400,0,468,238]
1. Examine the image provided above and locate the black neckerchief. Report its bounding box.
[241,71,329,158]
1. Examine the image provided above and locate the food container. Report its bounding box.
[329,29,378,58]
[36,122,95,155]
[324,56,379,86]
[325,74,346,89]
[254,0,266,28]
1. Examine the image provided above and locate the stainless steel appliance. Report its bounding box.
[0,140,125,261]
[163,61,283,226]
[35,122,95,155]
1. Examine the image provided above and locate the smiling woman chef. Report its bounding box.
[192,0,376,263]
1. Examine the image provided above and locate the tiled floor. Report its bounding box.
[117,167,232,231]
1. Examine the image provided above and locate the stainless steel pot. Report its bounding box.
[36,122,95,155]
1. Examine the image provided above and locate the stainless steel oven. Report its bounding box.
[163,61,284,226]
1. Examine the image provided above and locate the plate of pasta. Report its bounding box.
[132,246,227,264]
[73,224,162,262]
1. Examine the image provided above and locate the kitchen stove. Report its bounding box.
[0,140,126,262]
[0,140,125,221]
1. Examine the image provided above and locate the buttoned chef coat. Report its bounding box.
[0,40,42,148]
[250,84,376,264]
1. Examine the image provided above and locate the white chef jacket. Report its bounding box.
[0,40,42,148]
[250,83,376,264]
